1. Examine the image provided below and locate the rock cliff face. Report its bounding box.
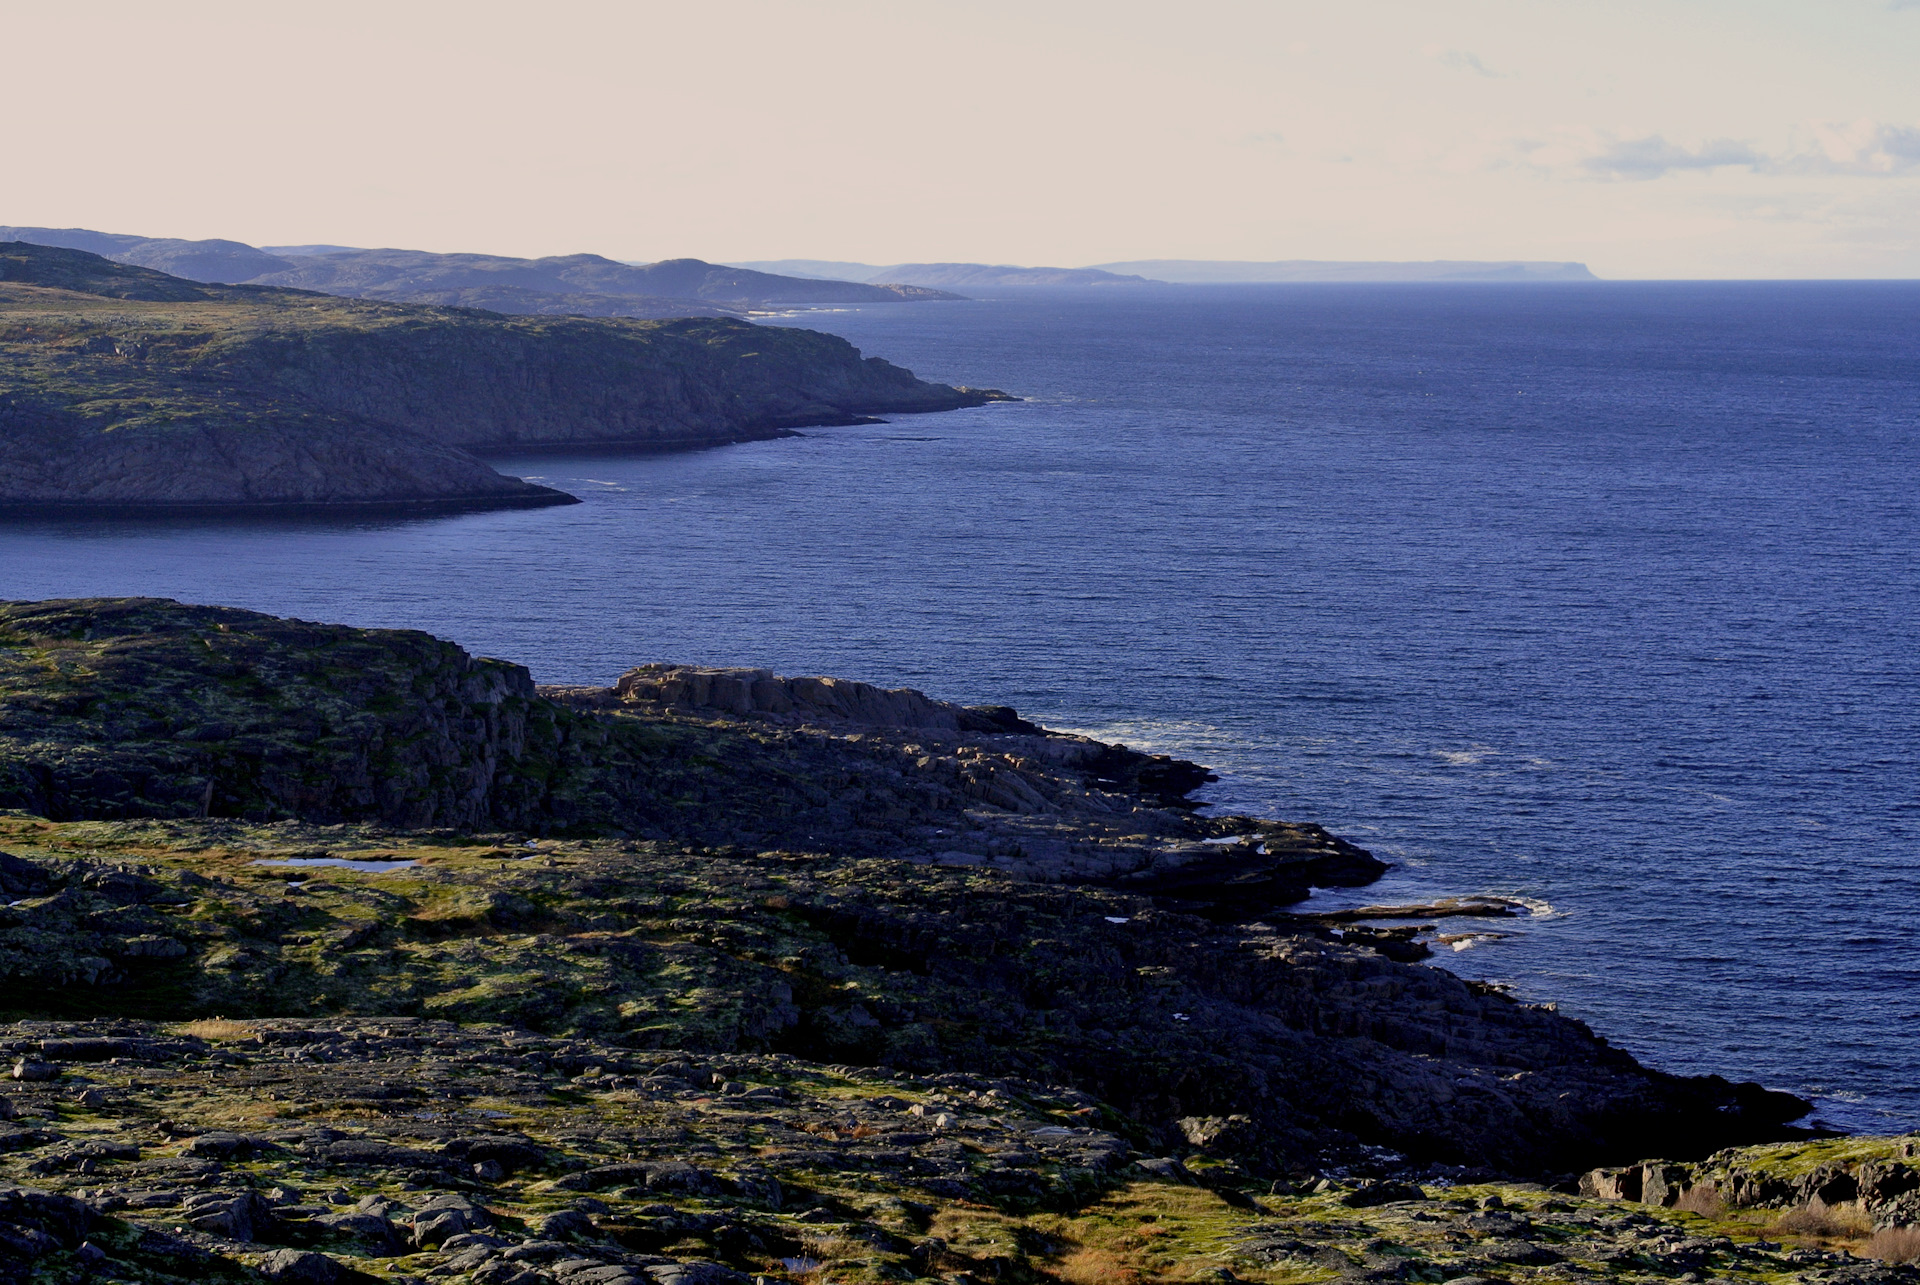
[611,663,1036,732]
[0,396,572,512]
[208,313,1001,452]
[0,244,1007,511]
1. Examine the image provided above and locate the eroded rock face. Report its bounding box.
[613,665,983,731]
[1582,1144,1920,1234]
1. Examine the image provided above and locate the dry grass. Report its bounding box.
[177,1018,254,1042]
[1865,1227,1920,1265]
[1674,1185,1727,1218]
[1768,1201,1874,1242]
[1054,1245,1143,1285]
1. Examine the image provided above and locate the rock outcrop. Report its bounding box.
[0,596,1818,1189]
[0,600,1320,904]
[1582,1139,1920,1232]
[611,664,1035,733]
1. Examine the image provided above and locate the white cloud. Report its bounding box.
[1582,135,1762,179]
[1439,49,1501,77]
[1789,120,1920,174]
[1514,123,1920,182]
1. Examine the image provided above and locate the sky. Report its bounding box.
[5,0,1919,278]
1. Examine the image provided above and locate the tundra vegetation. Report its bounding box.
[1,607,1915,1285]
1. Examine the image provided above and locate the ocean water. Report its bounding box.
[3,283,1917,1131]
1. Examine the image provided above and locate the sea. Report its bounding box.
[3,282,1917,1132]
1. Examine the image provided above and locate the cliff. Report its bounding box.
[0,244,1006,512]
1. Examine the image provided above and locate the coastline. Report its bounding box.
[4,598,1919,1280]
[1,242,1013,518]
[0,487,582,521]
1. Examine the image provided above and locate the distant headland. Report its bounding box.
[0,242,1009,516]
[0,226,967,319]
[736,258,1600,286]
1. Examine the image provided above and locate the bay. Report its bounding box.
[3,282,1917,1130]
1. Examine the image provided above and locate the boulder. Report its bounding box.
[1133,1157,1196,1184]
[411,1194,490,1248]
[1341,1181,1429,1207]
[645,1262,751,1285]
[183,1131,279,1159]
[258,1248,344,1283]
[1640,1163,1693,1207]
[309,1211,404,1255]
[1579,1167,1642,1201]
[533,1209,595,1240]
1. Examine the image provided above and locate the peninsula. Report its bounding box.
[0,244,1006,515]
[4,598,1917,1284]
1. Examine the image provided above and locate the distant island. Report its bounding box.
[0,226,967,318]
[737,258,1600,285]
[0,243,1007,515]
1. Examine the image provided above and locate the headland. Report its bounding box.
[3,598,1915,1283]
[0,244,1007,515]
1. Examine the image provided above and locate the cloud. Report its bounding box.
[1790,121,1920,174]
[1568,124,1920,180]
[1436,49,1501,77]
[1582,135,1763,179]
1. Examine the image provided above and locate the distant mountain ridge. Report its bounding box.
[735,259,1156,287]
[1093,259,1598,283]
[738,257,1600,286]
[0,227,965,317]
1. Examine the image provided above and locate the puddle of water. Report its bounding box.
[253,857,419,872]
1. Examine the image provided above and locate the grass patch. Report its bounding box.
[177,1018,256,1041]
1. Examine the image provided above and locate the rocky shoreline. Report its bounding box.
[1,597,1916,1283]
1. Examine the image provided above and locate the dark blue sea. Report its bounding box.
[4,283,1918,1131]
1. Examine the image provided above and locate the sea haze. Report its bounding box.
[3,282,1917,1131]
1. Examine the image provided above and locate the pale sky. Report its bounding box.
[6,0,1919,278]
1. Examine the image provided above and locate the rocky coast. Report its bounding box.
[1,597,1916,1284]
[0,244,1006,514]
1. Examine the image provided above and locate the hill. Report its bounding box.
[0,227,963,316]
[0,243,1006,514]
[735,259,1159,287]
